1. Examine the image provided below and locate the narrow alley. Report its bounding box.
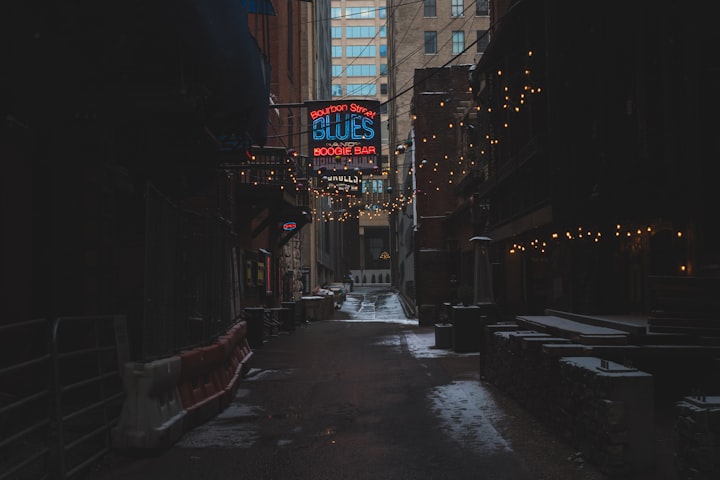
[86,287,608,480]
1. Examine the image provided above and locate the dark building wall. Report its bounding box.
[471,0,720,318]
[411,66,474,307]
[1,1,276,357]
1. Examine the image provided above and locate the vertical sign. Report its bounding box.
[306,100,382,174]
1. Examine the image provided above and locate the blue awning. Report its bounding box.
[244,0,276,15]
[169,0,271,144]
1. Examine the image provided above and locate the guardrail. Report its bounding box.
[0,318,53,480]
[51,315,129,479]
[2,314,253,475]
[0,315,128,480]
[112,319,254,449]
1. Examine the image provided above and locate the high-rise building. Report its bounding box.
[326,1,393,286]
[388,0,491,299]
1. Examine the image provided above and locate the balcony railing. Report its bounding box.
[220,146,310,209]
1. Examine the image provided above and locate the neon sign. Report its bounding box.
[306,100,382,174]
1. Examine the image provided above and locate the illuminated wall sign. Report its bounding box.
[306,100,381,174]
[320,174,363,196]
[282,222,297,231]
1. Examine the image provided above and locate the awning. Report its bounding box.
[170,0,270,144]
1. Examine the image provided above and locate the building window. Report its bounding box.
[331,7,342,19]
[346,26,375,38]
[332,84,343,96]
[363,179,384,193]
[380,83,388,95]
[424,31,437,54]
[476,0,489,16]
[331,27,342,39]
[332,65,343,77]
[452,31,465,54]
[346,45,376,57]
[347,84,377,96]
[451,0,464,17]
[346,7,375,19]
[423,0,436,17]
[476,30,489,52]
[379,6,387,18]
[379,25,387,38]
[347,64,377,76]
[380,63,388,75]
[379,45,387,58]
[332,45,343,57]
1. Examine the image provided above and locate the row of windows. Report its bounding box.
[424,0,488,17]
[332,45,388,58]
[331,25,387,39]
[332,64,388,77]
[331,6,387,20]
[332,83,389,97]
[331,2,486,21]
[424,30,489,55]
[363,179,386,193]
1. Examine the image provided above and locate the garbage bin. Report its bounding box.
[302,296,324,322]
[434,323,453,348]
[281,302,296,332]
[418,304,438,326]
[295,298,306,325]
[244,307,265,348]
[451,305,482,353]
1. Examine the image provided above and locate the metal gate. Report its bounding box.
[0,315,128,480]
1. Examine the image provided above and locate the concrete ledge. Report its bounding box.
[517,315,631,345]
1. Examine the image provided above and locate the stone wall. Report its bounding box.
[483,327,654,476]
[675,396,720,479]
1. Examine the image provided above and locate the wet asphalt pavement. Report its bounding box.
[86,287,610,480]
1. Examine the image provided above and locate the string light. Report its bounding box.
[505,222,685,256]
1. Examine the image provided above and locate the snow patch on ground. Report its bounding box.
[180,289,509,454]
[176,400,263,448]
[428,381,513,454]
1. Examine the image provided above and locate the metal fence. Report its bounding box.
[143,183,241,360]
[0,315,127,480]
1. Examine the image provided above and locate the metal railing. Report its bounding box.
[0,315,127,480]
[0,319,52,480]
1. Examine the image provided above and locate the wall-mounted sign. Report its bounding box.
[282,222,298,231]
[319,174,363,196]
[306,100,381,174]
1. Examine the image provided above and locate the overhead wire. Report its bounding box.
[264,0,509,143]
[392,1,484,99]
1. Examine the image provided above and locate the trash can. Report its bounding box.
[281,302,296,332]
[434,323,453,348]
[244,307,265,348]
[451,305,482,353]
[302,296,324,322]
[418,304,438,326]
[295,298,306,325]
